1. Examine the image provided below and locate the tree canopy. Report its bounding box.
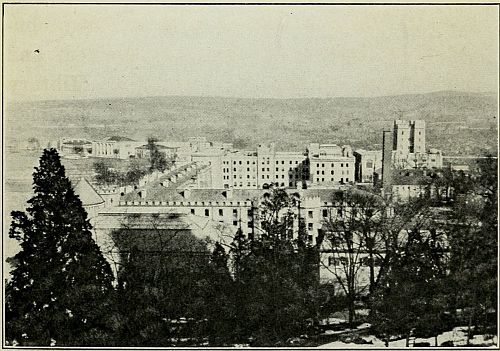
[6,149,115,346]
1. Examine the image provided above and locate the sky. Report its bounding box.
[3,4,499,101]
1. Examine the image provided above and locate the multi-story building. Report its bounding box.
[257,143,309,189]
[391,120,443,170]
[308,143,355,185]
[393,119,426,154]
[353,149,382,184]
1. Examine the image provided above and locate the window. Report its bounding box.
[233,209,238,215]
[282,161,285,164]
[247,175,250,179]
[191,208,195,215]
[247,161,250,165]
[331,163,334,167]
[321,171,325,175]
[295,161,298,164]
[233,220,238,226]
[233,161,236,164]
[239,161,242,165]
[317,171,320,175]
[267,168,270,171]
[307,223,313,230]
[317,164,320,167]
[331,170,334,175]
[322,163,325,167]
[321,178,324,182]
[276,175,279,179]
[308,211,313,218]
[233,168,236,172]
[262,168,265,172]
[282,175,285,178]
[247,182,251,186]
[218,209,223,216]
[276,161,279,164]
[276,167,279,171]
[205,209,209,217]
[262,175,265,179]
[346,178,349,182]
[341,163,344,167]
[289,161,292,164]
[247,167,250,171]
[234,175,237,179]
[337,208,342,217]
[322,209,328,217]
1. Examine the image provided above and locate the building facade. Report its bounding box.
[308,144,355,186]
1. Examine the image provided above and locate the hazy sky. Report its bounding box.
[4,5,499,101]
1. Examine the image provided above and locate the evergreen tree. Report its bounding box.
[447,155,498,342]
[370,225,448,346]
[229,189,321,345]
[147,137,169,172]
[6,149,114,346]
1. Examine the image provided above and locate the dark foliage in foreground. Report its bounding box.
[6,149,115,346]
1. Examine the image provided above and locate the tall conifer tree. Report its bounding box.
[6,149,114,346]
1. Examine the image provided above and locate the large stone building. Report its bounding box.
[92,136,143,159]
[353,149,382,184]
[308,143,355,186]
[391,120,443,170]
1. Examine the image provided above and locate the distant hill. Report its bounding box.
[4,91,498,156]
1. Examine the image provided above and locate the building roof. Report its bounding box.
[107,136,136,142]
[73,178,105,206]
[392,169,442,186]
[136,144,175,150]
[62,139,92,145]
[120,186,346,205]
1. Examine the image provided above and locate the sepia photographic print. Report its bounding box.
[2,2,499,348]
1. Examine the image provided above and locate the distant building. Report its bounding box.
[391,169,451,203]
[135,144,178,159]
[391,120,443,170]
[308,143,355,186]
[354,149,382,184]
[393,119,426,154]
[92,136,142,159]
[58,138,93,157]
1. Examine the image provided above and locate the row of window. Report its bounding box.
[327,256,383,267]
[316,163,351,168]
[191,208,252,217]
[315,177,349,183]
[316,170,349,175]
[233,160,257,165]
[233,174,256,179]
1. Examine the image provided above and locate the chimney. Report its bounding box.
[223,189,233,199]
[381,130,393,197]
[181,188,191,199]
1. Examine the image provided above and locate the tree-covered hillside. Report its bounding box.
[5,91,497,155]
